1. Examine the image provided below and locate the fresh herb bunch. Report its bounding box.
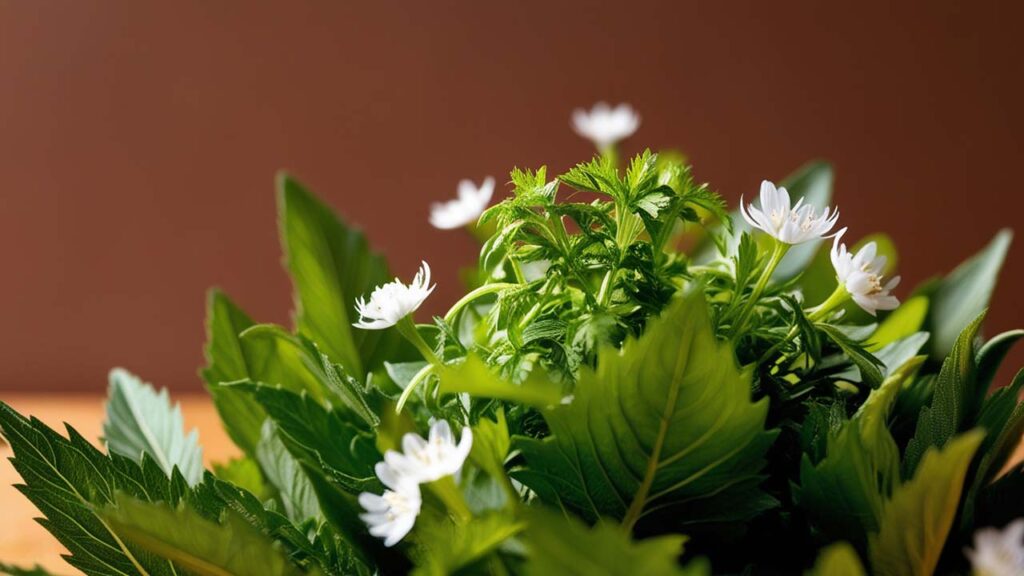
[2,104,1023,576]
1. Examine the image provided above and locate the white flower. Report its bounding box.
[740,180,840,244]
[383,420,473,485]
[966,519,1024,576]
[353,261,435,330]
[358,462,422,547]
[571,102,640,149]
[830,228,900,316]
[429,177,495,230]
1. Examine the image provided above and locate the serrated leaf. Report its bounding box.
[903,313,985,477]
[237,382,380,494]
[868,430,984,576]
[103,495,309,576]
[104,367,204,486]
[257,420,321,523]
[0,564,65,576]
[514,290,776,532]
[521,508,709,576]
[212,456,268,500]
[0,402,188,576]
[927,229,1011,359]
[278,172,412,378]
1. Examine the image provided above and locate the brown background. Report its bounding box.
[1,1,1022,394]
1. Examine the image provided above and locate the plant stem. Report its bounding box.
[395,363,434,413]
[807,284,851,323]
[732,241,790,339]
[443,283,517,324]
[395,316,440,366]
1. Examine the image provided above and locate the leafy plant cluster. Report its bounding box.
[1,147,1022,576]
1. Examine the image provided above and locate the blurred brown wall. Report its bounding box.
[1,1,1022,393]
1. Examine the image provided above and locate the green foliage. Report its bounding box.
[102,495,310,576]
[0,564,63,576]
[103,367,204,485]
[925,230,1012,360]
[278,172,412,378]
[521,508,709,576]
[515,290,776,531]
[868,430,985,576]
[5,145,1024,576]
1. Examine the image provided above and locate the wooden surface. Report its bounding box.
[0,395,237,573]
[1,395,1021,574]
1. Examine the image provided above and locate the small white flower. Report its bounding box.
[571,102,640,149]
[966,519,1024,576]
[383,420,473,485]
[429,177,495,230]
[353,261,435,330]
[740,180,840,244]
[830,228,900,316]
[359,462,422,547]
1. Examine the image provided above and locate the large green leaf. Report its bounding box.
[103,367,204,485]
[438,354,565,408]
[903,313,985,477]
[515,290,777,532]
[0,401,189,576]
[103,495,308,576]
[278,173,411,378]
[926,229,1012,360]
[975,329,1024,391]
[201,289,267,455]
[411,511,524,576]
[521,508,709,576]
[868,430,984,576]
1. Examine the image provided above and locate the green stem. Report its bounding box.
[395,363,434,413]
[807,284,851,323]
[395,316,440,366]
[732,241,790,339]
[443,283,517,324]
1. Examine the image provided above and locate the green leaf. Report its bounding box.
[468,410,512,484]
[103,367,204,486]
[806,542,867,576]
[201,289,269,455]
[868,430,984,576]
[816,323,884,387]
[797,358,922,546]
[257,420,321,523]
[521,508,709,576]
[212,456,268,500]
[868,296,929,350]
[515,290,776,532]
[103,495,309,576]
[278,172,411,378]
[411,511,524,576]
[437,354,565,408]
[976,329,1024,391]
[927,229,1012,360]
[903,313,985,477]
[237,382,380,494]
[0,401,188,576]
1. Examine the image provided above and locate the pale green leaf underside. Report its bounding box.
[104,367,204,486]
